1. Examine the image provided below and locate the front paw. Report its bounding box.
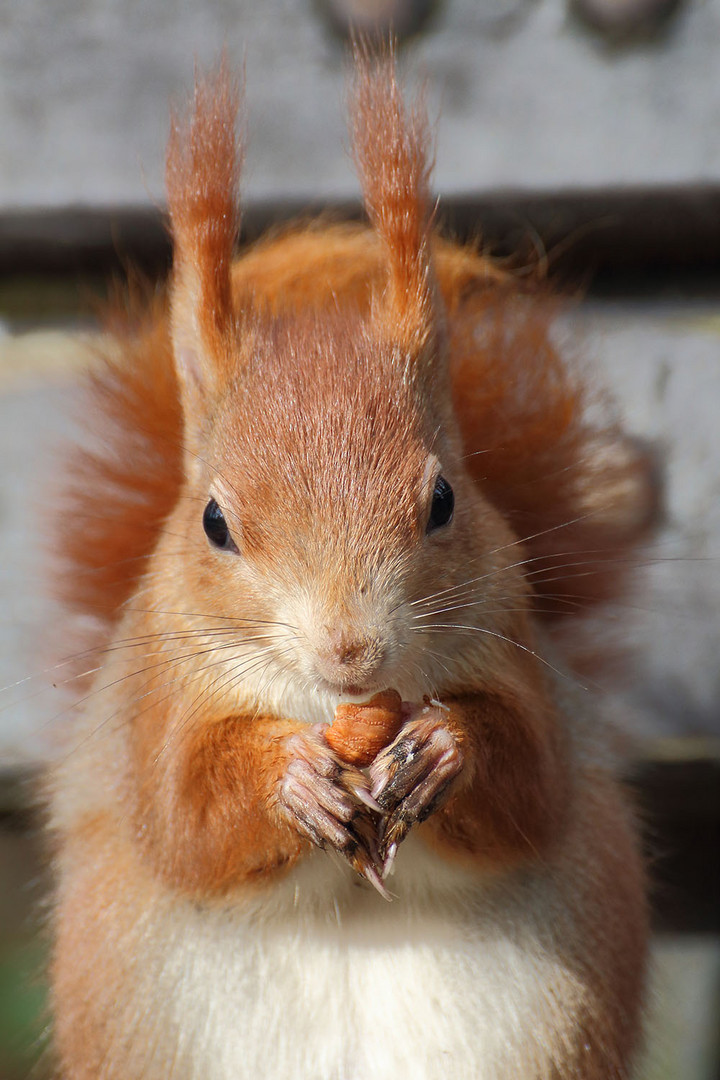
[276,728,388,896]
[368,704,464,870]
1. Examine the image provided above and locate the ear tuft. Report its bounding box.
[350,40,438,351]
[166,57,244,408]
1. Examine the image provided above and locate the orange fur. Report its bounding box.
[350,43,436,350]
[48,50,650,1080]
[422,663,570,870]
[133,707,305,894]
[55,287,182,624]
[166,57,243,423]
[56,229,653,625]
[165,57,241,336]
[51,815,141,1080]
[547,773,649,1079]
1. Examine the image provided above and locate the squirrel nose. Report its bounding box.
[336,636,365,665]
[316,626,385,688]
[327,629,371,666]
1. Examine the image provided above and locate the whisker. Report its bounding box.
[0,624,287,707]
[52,640,288,772]
[411,622,591,690]
[410,648,455,691]
[408,541,611,610]
[408,544,687,616]
[37,632,289,751]
[153,644,297,767]
[414,603,583,622]
[123,606,299,633]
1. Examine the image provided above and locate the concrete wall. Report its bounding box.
[2,0,720,214]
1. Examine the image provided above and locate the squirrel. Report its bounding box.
[46,46,655,1080]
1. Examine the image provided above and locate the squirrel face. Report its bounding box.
[170,311,531,706]
[152,56,534,712]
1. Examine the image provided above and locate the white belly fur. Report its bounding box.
[107,836,583,1080]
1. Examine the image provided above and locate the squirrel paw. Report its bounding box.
[277,728,389,897]
[368,706,464,871]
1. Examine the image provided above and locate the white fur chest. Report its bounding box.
[112,838,578,1080]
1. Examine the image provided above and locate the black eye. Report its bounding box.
[426,476,454,533]
[202,498,238,552]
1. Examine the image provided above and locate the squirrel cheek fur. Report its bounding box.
[48,47,653,1080]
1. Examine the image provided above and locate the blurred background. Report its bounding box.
[0,0,718,1077]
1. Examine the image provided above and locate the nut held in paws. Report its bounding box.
[326,689,403,767]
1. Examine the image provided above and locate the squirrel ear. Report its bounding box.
[165,58,244,415]
[350,42,441,364]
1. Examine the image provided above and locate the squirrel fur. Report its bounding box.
[47,48,653,1080]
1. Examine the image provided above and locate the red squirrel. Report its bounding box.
[47,47,654,1080]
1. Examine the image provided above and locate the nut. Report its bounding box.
[325,689,403,767]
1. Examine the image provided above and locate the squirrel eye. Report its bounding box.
[426,476,454,533]
[202,498,238,552]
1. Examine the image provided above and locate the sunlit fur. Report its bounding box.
[48,48,652,1080]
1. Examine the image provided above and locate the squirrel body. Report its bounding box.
[48,52,651,1080]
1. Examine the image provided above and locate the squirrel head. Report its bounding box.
[161,49,531,707]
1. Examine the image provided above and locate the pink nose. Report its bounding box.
[326,628,374,666]
[317,628,384,688]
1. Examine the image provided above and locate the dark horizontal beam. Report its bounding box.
[629,757,720,934]
[2,184,720,284]
[2,755,718,932]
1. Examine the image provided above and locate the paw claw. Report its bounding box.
[382,841,397,879]
[346,777,383,813]
[280,707,463,891]
[369,708,464,857]
[279,729,386,881]
[358,859,393,900]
